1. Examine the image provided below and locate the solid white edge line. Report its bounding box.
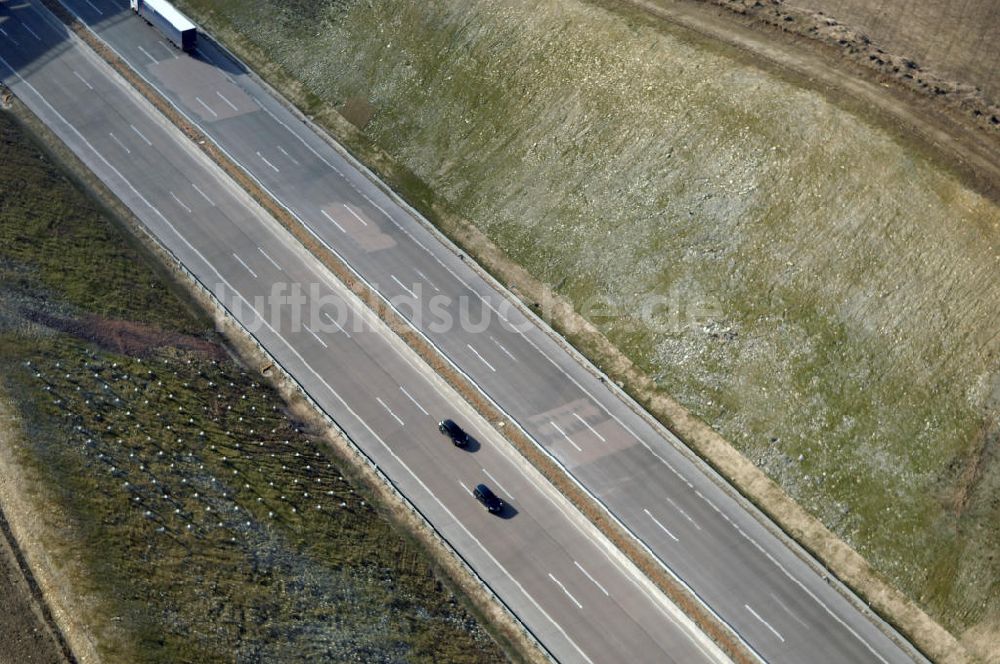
[44,15,889,658]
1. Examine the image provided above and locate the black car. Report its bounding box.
[438,419,469,447]
[473,483,504,514]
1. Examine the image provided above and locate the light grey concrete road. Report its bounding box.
[0,3,728,663]
[2,1,927,662]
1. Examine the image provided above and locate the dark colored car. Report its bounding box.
[473,483,504,514]
[438,419,469,447]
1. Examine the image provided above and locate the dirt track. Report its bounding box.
[0,497,69,664]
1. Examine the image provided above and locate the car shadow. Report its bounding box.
[496,503,518,520]
[460,436,482,453]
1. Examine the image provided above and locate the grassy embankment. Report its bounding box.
[172,0,1000,650]
[0,104,504,662]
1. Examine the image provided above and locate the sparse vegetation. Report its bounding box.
[170,0,1000,652]
[0,107,504,662]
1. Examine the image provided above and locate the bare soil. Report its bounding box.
[23,310,228,360]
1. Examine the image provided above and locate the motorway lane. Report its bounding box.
[39,2,931,663]
[0,4,727,663]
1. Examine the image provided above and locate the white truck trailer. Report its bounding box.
[130,0,197,53]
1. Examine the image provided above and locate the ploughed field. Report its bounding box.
[0,109,504,663]
[174,0,1000,650]
[789,0,1000,104]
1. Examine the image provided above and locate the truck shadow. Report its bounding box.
[189,33,247,78]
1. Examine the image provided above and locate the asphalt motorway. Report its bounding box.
[0,4,730,663]
[1,2,926,663]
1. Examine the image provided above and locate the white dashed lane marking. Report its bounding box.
[320,209,346,233]
[216,90,239,111]
[108,132,130,154]
[399,386,429,416]
[643,508,679,542]
[129,123,152,146]
[137,45,157,64]
[343,203,368,226]
[548,573,583,610]
[376,397,405,427]
[572,412,606,443]
[574,561,610,597]
[466,344,496,372]
[72,70,94,90]
[195,96,219,118]
[550,420,581,452]
[745,604,785,643]
[232,253,257,279]
[304,324,328,349]
[168,191,191,213]
[257,247,282,271]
